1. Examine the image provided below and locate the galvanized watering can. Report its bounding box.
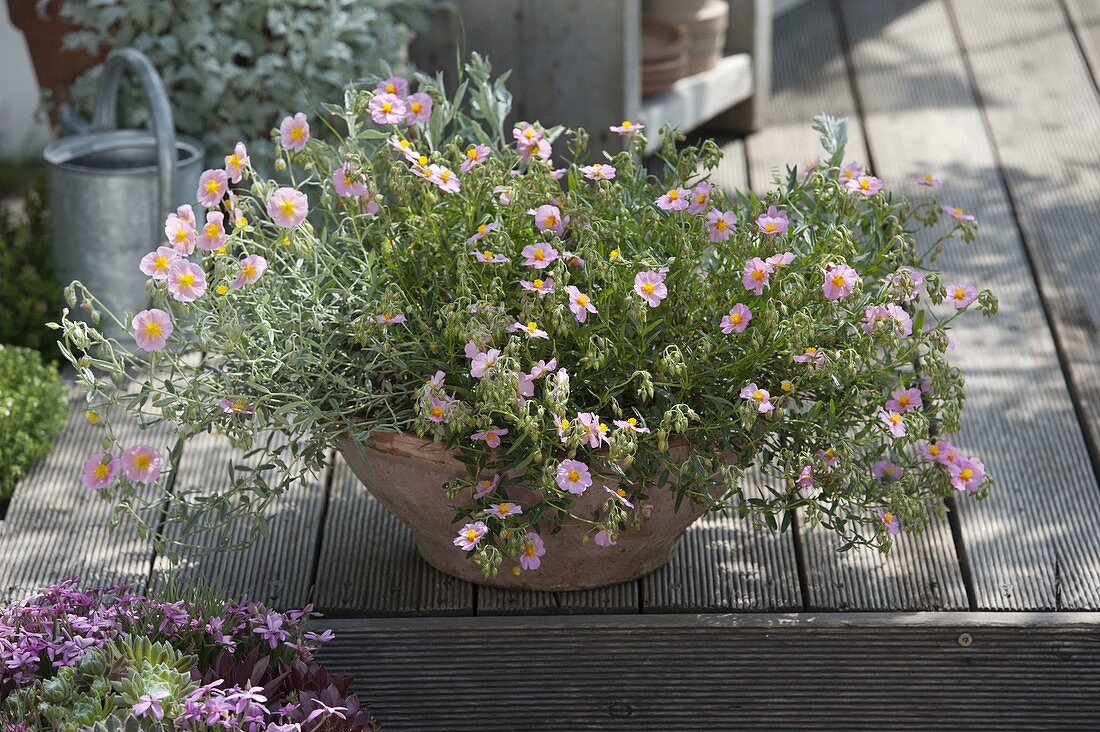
[43,48,204,335]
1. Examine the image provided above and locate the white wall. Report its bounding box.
[0,11,53,160]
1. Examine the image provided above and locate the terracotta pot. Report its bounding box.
[337,433,717,591]
[7,0,103,105]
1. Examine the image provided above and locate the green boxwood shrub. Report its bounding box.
[0,345,67,504]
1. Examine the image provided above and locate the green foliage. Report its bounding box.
[0,175,62,362]
[58,0,428,166]
[58,60,996,568]
[0,345,66,502]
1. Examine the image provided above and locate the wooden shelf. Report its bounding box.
[640,53,754,152]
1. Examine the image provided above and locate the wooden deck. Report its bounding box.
[5,0,1100,727]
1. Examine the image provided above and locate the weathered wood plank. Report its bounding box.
[1064,0,1100,90]
[150,431,328,609]
[318,612,1100,730]
[838,0,1100,609]
[312,455,474,616]
[478,581,638,616]
[739,0,968,610]
[0,387,167,601]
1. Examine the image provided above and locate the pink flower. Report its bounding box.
[376,75,408,96]
[581,163,616,180]
[139,246,179,280]
[556,459,592,494]
[920,439,957,465]
[120,445,162,485]
[224,142,249,183]
[793,347,825,368]
[562,251,586,268]
[885,266,925,302]
[196,168,228,208]
[461,144,490,172]
[404,92,433,124]
[529,358,558,379]
[862,305,889,334]
[132,690,169,721]
[655,187,690,211]
[802,156,821,175]
[267,187,308,228]
[507,320,549,339]
[466,222,499,246]
[610,120,645,134]
[332,164,369,197]
[167,260,207,302]
[875,507,901,535]
[886,387,922,413]
[471,427,509,449]
[847,175,884,196]
[949,456,985,491]
[453,521,489,551]
[529,205,565,236]
[494,186,514,205]
[518,137,552,162]
[374,313,406,325]
[613,417,650,434]
[633,269,667,307]
[175,203,196,228]
[427,164,460,193]
[486,501,523,519]
[513,122,543,146]
[742,258,773,296]
[797,464,816,497]
[519,531,546,570]
[766,252,796,269]
[425,395,453,423]
[757,205,789,236]
[605,485,635,508]
[132,308,173,351]
[279,113,310,152]
[196,211,227,251]
[521,277,555,295]
[521,243,559,269]
[883,303,913,336]
[942,205,976,222]
[219,398,253,415]
[388,135,419,161]
[822,263,858,300]
[688,182,712,214]
[946,283,978,309]
[839,161,864,183]
[566,285,597,323]
[740,383,773,413]
[914,173,942,187]
[81,451,119,490]
[873,460,902,482]
[578,412,609,448]
[471,249,508,264]
[594,529,616,547]
[474,475,500,499]
[720,303,752,333]
[164,211,196,255]
[817,448,841,469]
[231,254,267,290]
[471,348,501,379]
[370,93,407,125]
[706,209,736,242]
[878,408,907,438]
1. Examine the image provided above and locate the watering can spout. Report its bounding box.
[57,103,91,135]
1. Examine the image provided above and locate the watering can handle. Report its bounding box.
[91,48,177,221]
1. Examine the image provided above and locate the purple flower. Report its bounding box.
[253,611,290,649]
[133,690,169,720]
[757,205,788,236]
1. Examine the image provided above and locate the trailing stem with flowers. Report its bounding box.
[55,56,996,579]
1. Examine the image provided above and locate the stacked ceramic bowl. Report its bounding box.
[641,19,689,97]
[643,0,730,77]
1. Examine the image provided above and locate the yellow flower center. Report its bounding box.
[204,180,220,194]
[143,321,162,338]
[883,511,894,523]
[544,214,558,228]
[93,464,109,480]
[924,174,934,183]
[381,102,393,114]
[627,417,637,426]
[438,170,451,183]
[960,468,974,480]
[954,208,964,216]
[228,154,241,167]
[279,199,297,217]
[343,176,355,188]
[482,250,493,260]
[899,395,910,406]
[533,278,544,289]
[385,83,397,93]
[642,282,656,295]
[242,264,256,278]
[730,312,743,325]
[233,399,246,411]
[399,138,411,149]
[498,502,512,514]
[467,147,479,160]
[599,423,608,433]
[464,529,478,541]
[667,189,679,201]
[610,249,620,259]
[616,488,627,498]
[534,247,546,261]
[954,287,968,299]
[173,229,188,243]
[418,155,429,166]
[560,418,569,429]
[411,101,423,114]
[215,284,229,296]
[576,294,589,307]
[154,255,169,271]
[178,273,196,288]
[781,380,793,392]
[205,223,219,238]
[621,120,632,129]
[696,193,707,204]
[929,445,940,457]
[291,126,305,142]
[523,542,537,557]
[764,222,778,232]
[831,273,846,287]
[133,454,152,470]
[477,224,488,235]
[715,219,728,231]
[752,390,765,402]
[805,347,817,354]
[567,469,580,482]
[430,405,444,418]
[752,269,766,282]
[889,413,903,424]
[859,178,871,190]
[523,128,536,140]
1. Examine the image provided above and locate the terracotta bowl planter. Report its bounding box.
[337,433,717,591]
